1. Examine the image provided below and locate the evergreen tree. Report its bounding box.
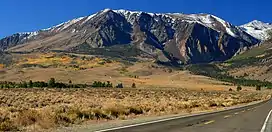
[106,81,112,88]
[28,80,33,88]
[116,83,123,88]
[102,82,106,87]
[256,85,261,91]
[22,81,28,88]
[237,85,242,91]
[48,78,56,88]
[132,83,136,88]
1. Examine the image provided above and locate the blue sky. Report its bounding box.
[0,0,271,38]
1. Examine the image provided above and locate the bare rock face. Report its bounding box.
[0,33,31,51]
[0,9,260,64]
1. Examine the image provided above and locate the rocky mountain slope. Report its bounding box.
[0,9,260,64]
[240,20,272,40]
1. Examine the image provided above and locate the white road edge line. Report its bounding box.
[95,100,268,132]
[95,114,191,132]
[261,109,272,132]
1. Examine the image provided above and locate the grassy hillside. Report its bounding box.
[225,39,272,82]
[185,64,272,88]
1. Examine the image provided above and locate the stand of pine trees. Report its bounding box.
[92,81,113,88]
[0,78,89,89]
[0,79,127,89]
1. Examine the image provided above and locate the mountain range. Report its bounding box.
[0,9,271,64]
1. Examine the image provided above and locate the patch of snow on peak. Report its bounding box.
[112,9,142,24]
[113,9,141,15]
[42,22,65,31]
[42,17,84,32]
[27,31,38,39]
[58,17,84,31]
[210,15,237,37]
[81,13,97,25]
[187,14,214,24]
[103,8,112,13]
[18,31,39,40]
[179,14,236,37]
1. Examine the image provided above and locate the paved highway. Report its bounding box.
[97,100,272,132]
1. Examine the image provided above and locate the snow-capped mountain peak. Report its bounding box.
[1,8,263,46]
[10,9,244,40]
[164,13,241,39]
[113,9,142,15]
[240,20,272,40]
[0,8,261,64]
[242,20,272,30]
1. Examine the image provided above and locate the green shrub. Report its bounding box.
[116,83,123,88]
[256,85,261,91]
[92,81,113,88]
[28,80,33,88]
[48,78,56,88]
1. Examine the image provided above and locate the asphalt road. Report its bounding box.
[99,100,272,132]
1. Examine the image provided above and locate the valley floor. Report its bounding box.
[0,88,270,131]
[0,52,270,131]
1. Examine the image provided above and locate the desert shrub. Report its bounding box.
[104,107,127,119]
[53,106,86,125]
[237,85,242,91]
[15,109,40,126]
[0,112,17,131]
[256,85,261,91]
[36,111,56,129]
[128,107,143,115]
[229,88,233,91]
[90,109,108,120]
[132,83,136,88]
[0,120,17,131]
[116,83,123,88]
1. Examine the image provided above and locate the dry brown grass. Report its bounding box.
[0,52,252,91]
[229,65,272,82]
[0,88,270,131]
[0,53,269,131]
[13,52,118,70]
[0,62,243,91]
